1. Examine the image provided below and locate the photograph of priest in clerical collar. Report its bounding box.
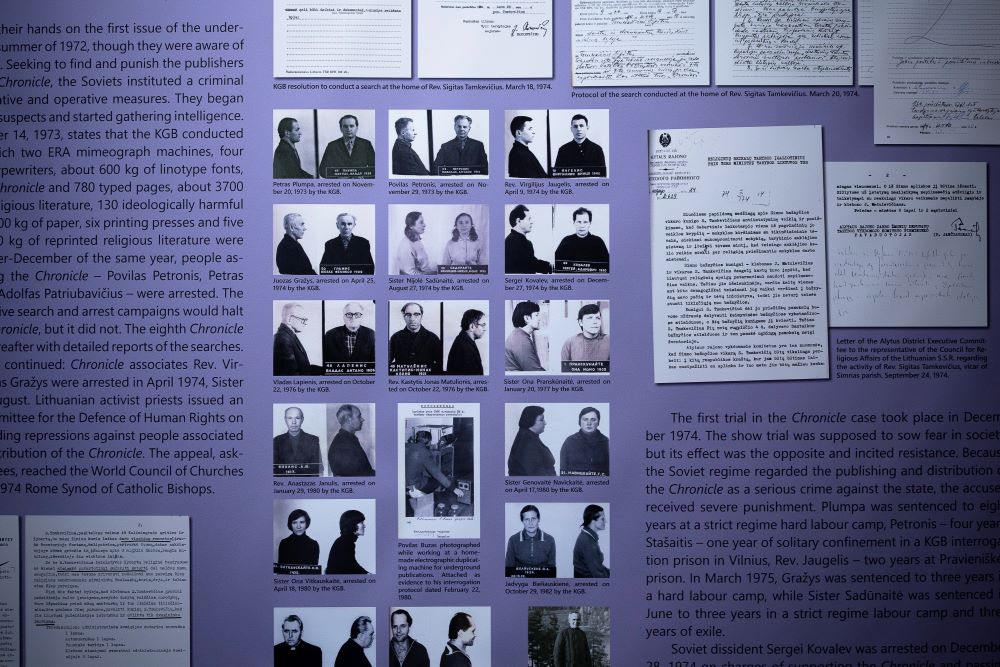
[527,606,611,667]
[274,607,377,667]
[316,109,376,179]
[273,204,376,277]
[504,109,610,179]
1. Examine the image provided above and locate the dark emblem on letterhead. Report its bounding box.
[658,133,671,148]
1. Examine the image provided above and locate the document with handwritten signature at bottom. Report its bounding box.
[826,163,987,327]
[25,515,190,666]
[417,0,552,78]
[648,126,829,384]
[875,0,1000,144]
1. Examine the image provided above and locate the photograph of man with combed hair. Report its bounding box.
[318,111,376,179]
[273,113,315,179]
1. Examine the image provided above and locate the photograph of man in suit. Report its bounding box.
[553,114,606,178]
[319,114,376,179]
[434,114,488,176]
[507,115,548,179]
[274,302,320,376]
[392,117,430,176]
[320,213,375,275]
[328,404,375,477]
[273,406,322,476]
[273,117,313,179]
[275,212,317,276]
[323,301,376,370]
[505,204,551,274]
[446,309,487,375]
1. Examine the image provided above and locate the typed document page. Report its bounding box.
[648,126,829,384]
[274,0,412,77]
[875,0,1000,144]
[715,0,853,86]
[25,516,191,667]
[417,0,553,78]
[571,0,709,87]
[0,517,17,667]
[827,162,988,327]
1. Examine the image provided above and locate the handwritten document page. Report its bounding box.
[25,515,190,666]
[417,0,552,78]
[858,0,874,85]
[715,0,853,86]
[826,162,987,327]
[274,0,412,78]
[572,0,709,86]
[875,1,1000,144]
[0,517,17,667]
[648,126,829,384]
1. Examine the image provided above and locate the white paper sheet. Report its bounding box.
[875,0,1000,144]
[715,0,853,86]
[0,517,17,667]
[649,126,829,383]
[826,162,988,327]
[571,0,709,87]
[25,516,190,667]
[417,0,552,78]
[274,0,412,78]
[858,0,875,85]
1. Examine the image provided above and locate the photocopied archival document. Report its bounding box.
[274,0,412,78]
[417,0,552,78]
[875,0,1000,144]
[0,517,17,667]
[25,516,190,666]
[715,0,853,86]
[571,0,709,86]
[827,162,988,327]
[648,126,829,384]
[857,0,874,85]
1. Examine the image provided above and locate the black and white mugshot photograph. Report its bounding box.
[388,205,489,275]
[504,403,611,477]
[502,503,611,579]
[398,403,480,540]
[273,204,376,276]
[316,109,376,179]
[504,204,610,275]
[527,607,610,667]
[324,403,376,478]
[442,301,490,376]
[273,403,325,477]
[429,110,490,177]
[273,109,317,180]
[387,300,443,376]
[550,301,611,374]
[388,607,492,667]
[504,300,551,374]
[389,110,490,178]
[323,300,377,375]
[273,300,324,376]
[273,607,377,667]
[504,109,610,179]
[273,498,376,576]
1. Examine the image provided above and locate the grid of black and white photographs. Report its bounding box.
[273,498,376,576]
[387,606,492,667]
[388,109,491,178]
[504,300,610,375]
[272,607,377,665]
[272,403,375,477]
[503,503,610,579]
[527,606,610,667]
[504,109,610,179]
[273,204,377,276]
[272,109,377,180]
[388,204,490,275]
[504,403,610,477]
[504,203,610,274]
[387,300,490,376]
[398,403,480,539]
